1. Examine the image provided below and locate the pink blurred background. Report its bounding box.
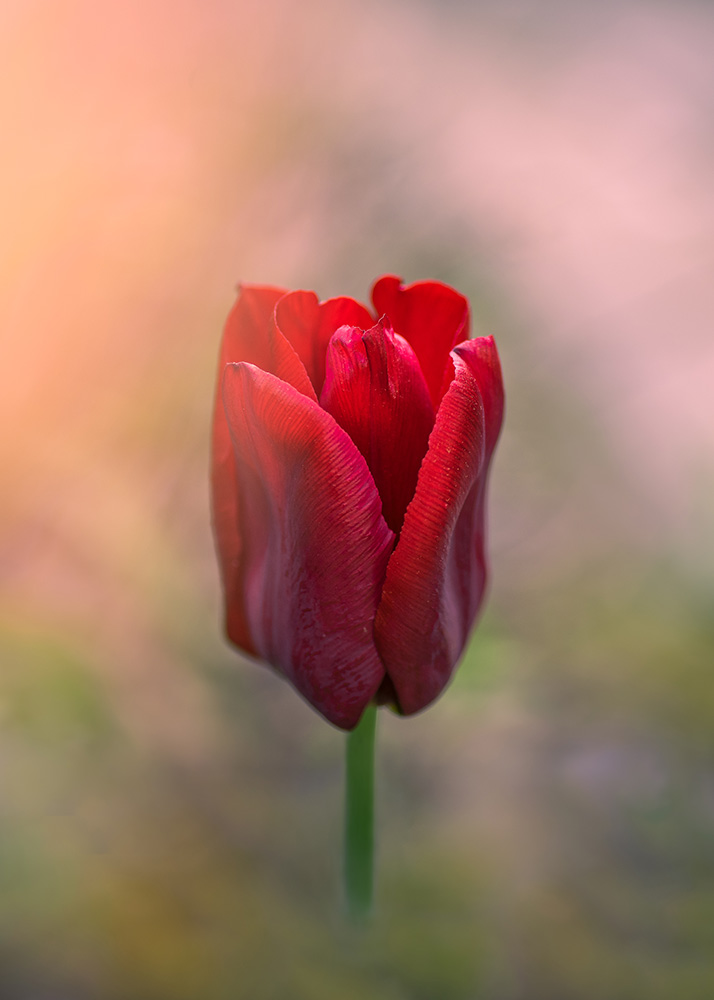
[2,1,713,997]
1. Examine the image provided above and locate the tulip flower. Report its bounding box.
[212,276,504,731]
[212,275,503,919]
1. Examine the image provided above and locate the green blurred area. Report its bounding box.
[2,0,714,996]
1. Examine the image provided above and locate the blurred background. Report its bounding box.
[1,0,713,996]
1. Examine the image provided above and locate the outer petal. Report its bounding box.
[221,362,395,730]
[459,336,505,459]
[375,336,504,716]
[371,275,469,410]
[320,318,435,535]
[274,291,374,396]
[211,284,315,656]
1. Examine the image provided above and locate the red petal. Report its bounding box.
[371,275,470,410]
[211,285,317,656]
[222,284,316,399]
[456,336,505,459]
[375,336,504,716]
[320,319,435,535]
[221,362,395,730]
[274,291,374,396]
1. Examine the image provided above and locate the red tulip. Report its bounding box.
[211,276,504,730]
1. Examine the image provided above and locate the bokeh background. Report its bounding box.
[2,0,714,997]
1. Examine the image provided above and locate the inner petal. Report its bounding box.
[320,318,435,535]
[274,291,373,396]
[371,275,470,410]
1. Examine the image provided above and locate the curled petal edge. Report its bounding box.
[375,336,503,716]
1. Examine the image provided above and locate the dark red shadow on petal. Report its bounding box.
[375,336,504,716]
[320,319,435,535]
[371,275,469,411]
[221,362,395,730]
[274,291,374,397]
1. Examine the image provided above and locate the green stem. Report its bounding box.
[344,702,377,922]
